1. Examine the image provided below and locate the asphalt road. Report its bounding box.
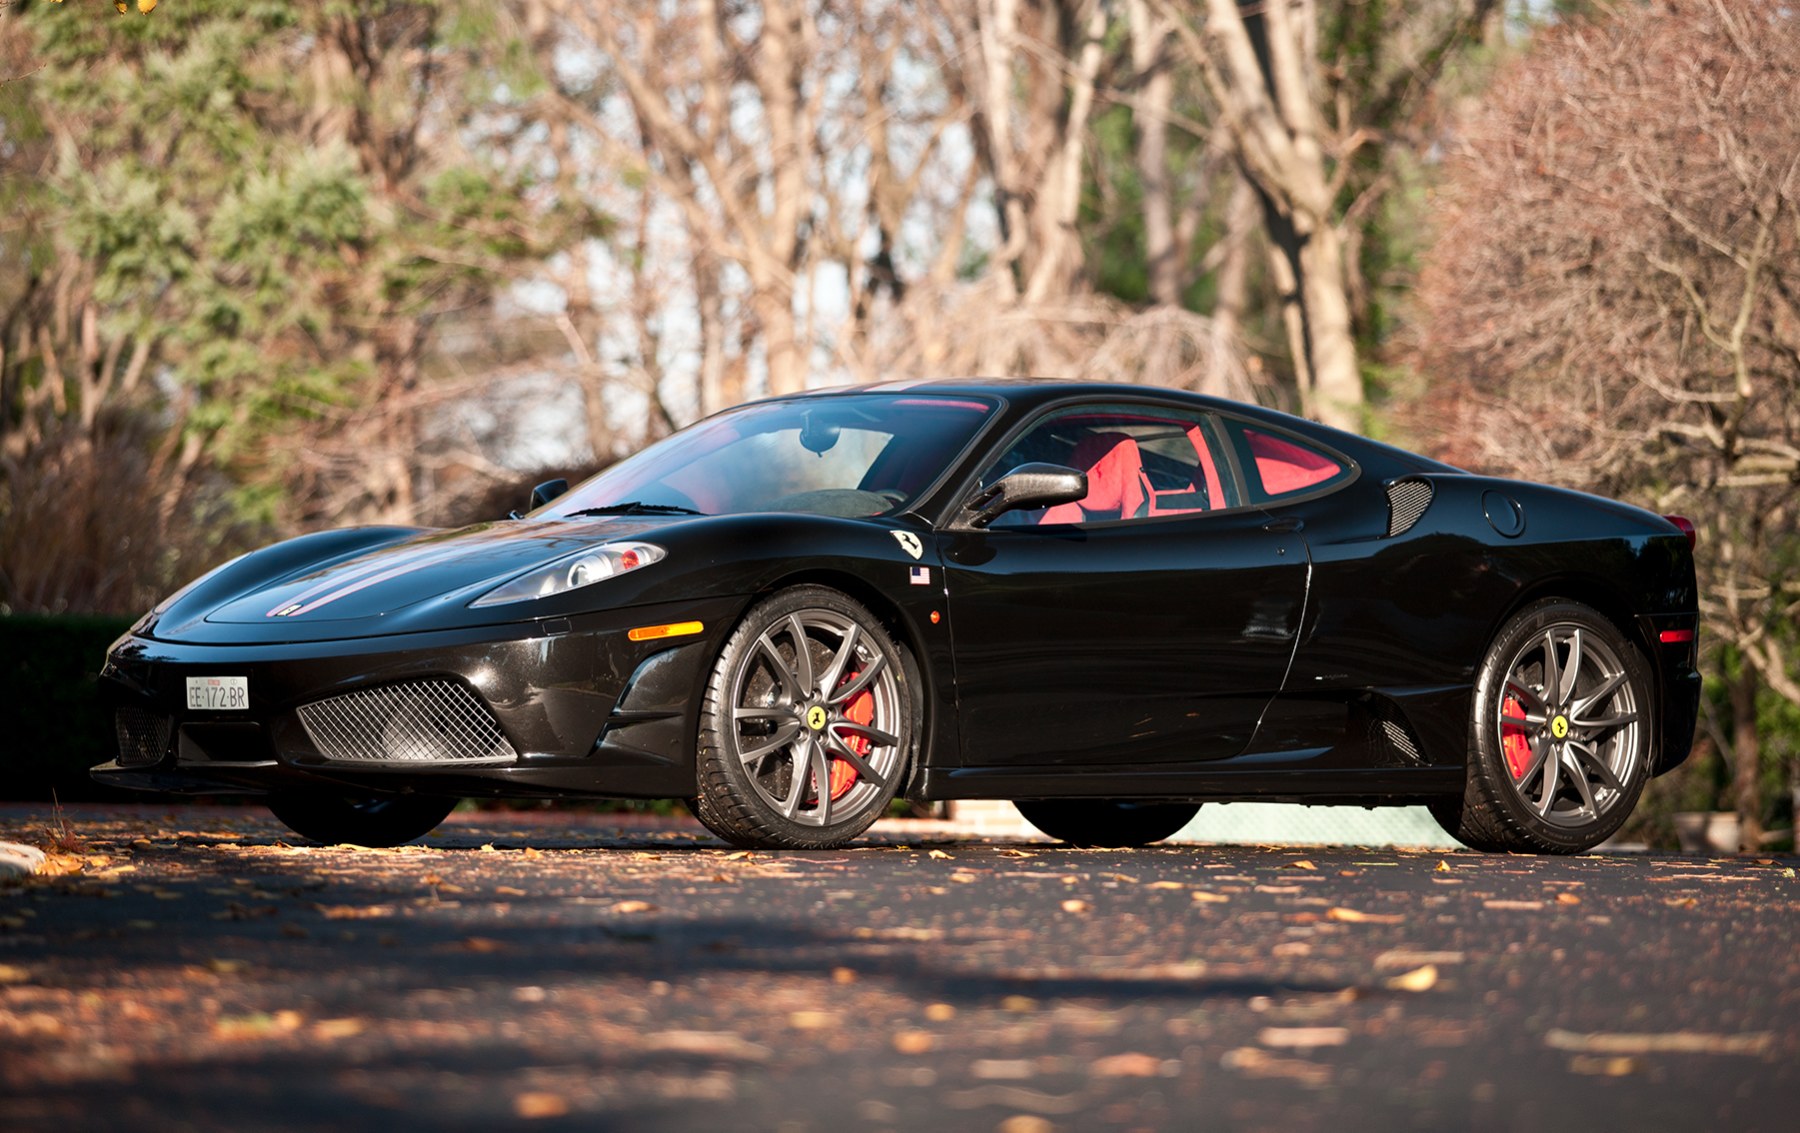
[1,805,1796,1133]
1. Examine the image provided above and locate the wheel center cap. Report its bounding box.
[1550,715,1570,740]
[805,704,828,732]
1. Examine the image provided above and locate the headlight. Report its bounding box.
[470,542,665,607]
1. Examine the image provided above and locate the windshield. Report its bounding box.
[539,393,998,520]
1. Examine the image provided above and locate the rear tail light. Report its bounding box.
[1663,514,1696,550]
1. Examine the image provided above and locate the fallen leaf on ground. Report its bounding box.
[892,1030,935,1054]
[641,1030,773,1061]
[513,1092,569,1119]
[925,1003,956,1022]
[1664,896,1698,909]
[1060,899,1089,913]
[1146,881,1185,890]
[1434,860,1452,872]
[927,849,953,860]
[949,871,979,884]
[1220,1047,1332,1087]
[312,1018,365,1040]
[1328,906,1403,924]
[1374,950,1464,969]
[1543,1029,1774,1056]
[1259,1026,1350,1048]
[611,900,656,914]
[1385,964,1440,992]
[1555,892,1582,905]
[1285,860,1318,870]
[1089,1051,1167,1077]
[1568,1055,1638,1076]
[1483,900,1544,910]
[1190,890,1230,903]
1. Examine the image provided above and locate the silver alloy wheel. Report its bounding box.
[1497,623,1643,828]
[727,608,903,827]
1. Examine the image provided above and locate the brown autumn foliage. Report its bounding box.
[1414,0,1800,846]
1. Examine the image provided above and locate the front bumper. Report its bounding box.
[93,596,742,799]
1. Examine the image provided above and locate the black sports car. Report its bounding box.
[95,380,1700,853]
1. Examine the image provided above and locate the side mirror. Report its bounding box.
[963,463,1087,529]
[514,478,569,518]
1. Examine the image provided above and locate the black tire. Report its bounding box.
[691,586,916,849]
[1014,799,1201,848]
[1432,599,1654,854]
[267,793,458,848]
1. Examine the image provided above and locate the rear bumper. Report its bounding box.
[1637,612,1702,776]
[92,596,740,799]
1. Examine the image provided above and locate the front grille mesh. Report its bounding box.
[1385,479,1434,536]
[296,680,517,764]
[116,708,173,767]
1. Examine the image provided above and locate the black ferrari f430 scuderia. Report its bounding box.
[96,380,1700,852]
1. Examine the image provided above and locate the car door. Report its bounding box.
[940,400,1311,770]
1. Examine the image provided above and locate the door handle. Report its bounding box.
[1262,516,1304,533]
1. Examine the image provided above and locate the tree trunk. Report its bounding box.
[1129,0,1181,308]
[1731,666,1764,852]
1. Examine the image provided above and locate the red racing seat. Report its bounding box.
[1041,432,1150,523]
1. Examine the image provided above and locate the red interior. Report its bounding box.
[1245,429,1340,496]
[1041,432,1149,523]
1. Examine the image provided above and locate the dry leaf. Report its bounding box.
[892,1030,936,1054]
[1434,860,1452,872]
[1146,881,1185,890]
[1259,1026,1350,1048]
[1555,892,1582,906]
[1327,906,1403,924]
[1286,860,1318,870]
[1191,890,1230,904]
[1060,899,1090,913]
[1090,1051,1166,1077]
[1569,1055,1638,1076]
[312,1018,365,1040]
[927,849,953,860]
[513,1092,570,1119]
[611,900,655,914]
[1483,900,1544,910]
[925,1003,956,1022]
[1384,964,1439,992]
[1664,896,1698,909]
[949,871,979,884]
[1220,1047,1332,1087]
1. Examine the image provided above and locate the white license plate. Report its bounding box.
[186,676,249,711]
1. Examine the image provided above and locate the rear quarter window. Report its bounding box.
[1224,421,1353,503]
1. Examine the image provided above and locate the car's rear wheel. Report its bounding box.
[267,792,458,847]
[1014,800,1200,848]
[691,586,915,849]
[1433,599,1653,854]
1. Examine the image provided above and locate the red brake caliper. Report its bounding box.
[1501,695,1532,779]
[826,671,873,801]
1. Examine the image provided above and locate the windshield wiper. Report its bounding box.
[566,501,704,517]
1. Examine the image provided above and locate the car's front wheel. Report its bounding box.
[1432,599,1654,854]
[267,792,459,847]
[1014,800,1200,848]
[690,586,915,849]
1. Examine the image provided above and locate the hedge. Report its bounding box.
[1,614,137,802]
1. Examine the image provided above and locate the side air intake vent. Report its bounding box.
[1385,479,1434,537]
[297,680,517,765]
[116,708,173,767]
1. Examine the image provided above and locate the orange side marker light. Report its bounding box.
[627,621,704,642]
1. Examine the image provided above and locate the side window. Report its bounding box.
[982,402,1242,527]
[1221,420,1352,503]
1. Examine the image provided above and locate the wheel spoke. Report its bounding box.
[1571,671,1626,718]
[1565,749,1599,817]
[1568,741,1624,794]
[1558,628,1584,704]
[733,706,790,723]
[1505,680,1548,716]
[1501,710,1545,729]
[828,652,887,706]
[786,614,816,694]
[809,743,833,826]
[737,720,802,764]
[753,633,798,697]
[1540,630,1563,712]
[824,734,889,789]
[1572,709,1639,733]
[818,623,861,697]
[778,745,810,818]
[1516,732,1551,792]
[833,720,899,749]
[1534,738,1562,816]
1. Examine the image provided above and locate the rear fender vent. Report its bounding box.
[1385,478,1434,537]
[296,680,517,765]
